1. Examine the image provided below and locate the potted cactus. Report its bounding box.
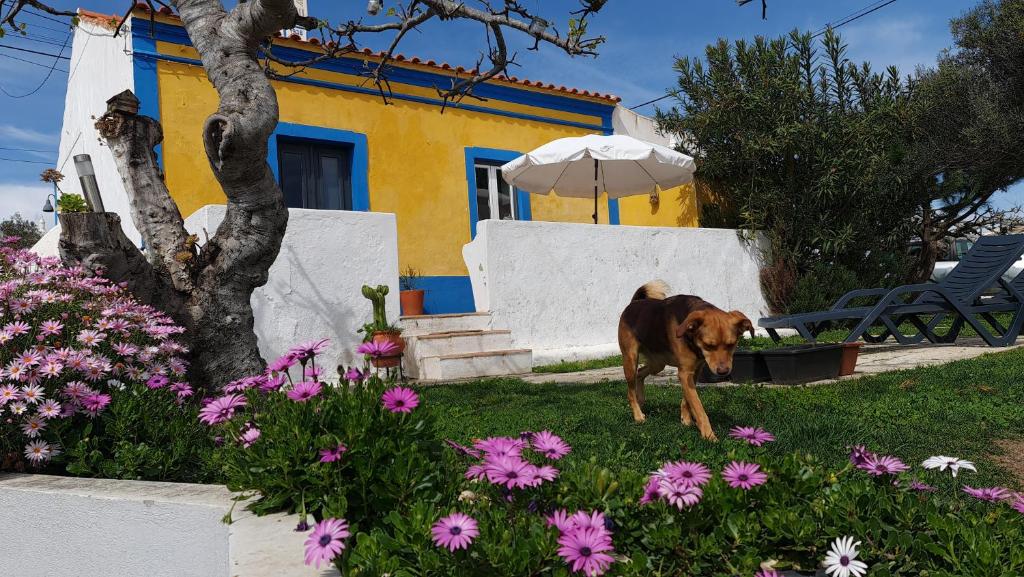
[359,284,404,368]
[399,266,426,316]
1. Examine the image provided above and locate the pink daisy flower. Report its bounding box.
[21,415,46,438]
[546,509,574,533]
[0,384,21,405]
[532,430,572,460]
[444,440,482,459]
[473,436,524,459]
[319,443,348,463]
[639,476,662,505]
[303,518,350,569]
[658,478,703,509]
[431,512,479,551]
[286,381,323,403]
[484,456,535,489]
[728,426,776,446]
[20,384,44,405]
[962,486,1011,502]
[722,461,768,490]
[381,386,419,413]
[755,570,782,577]
[81,393,112,416]
[38,361,63,378]
[267,352,298,373]
[661,460,712,487]
[357,340,399,358]
[260,372,287,393]
[858,454,910,476]
[1011,494,1024,514]
[5,321,30,335]
[37,399,61,419]
[569,511,609,532]
[848,445,876,468]
[146,374,170,389]
[24,440,57,463]
[76,329,105,347]
[344,367,366,382]
[464,463,487,481]
[39,320,63,336]
[288,339,330,361]
[198,394,247,425]
[17,350,42,367]
[534,464,560,483]
[557,527,615,576]
[239,427,261,448]
[909,480,937,492]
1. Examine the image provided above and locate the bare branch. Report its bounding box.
[1,0,76,31]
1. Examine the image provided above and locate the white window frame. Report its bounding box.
[475,163,516,221]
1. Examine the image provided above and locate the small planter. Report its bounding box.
[698,350,771,384]
[839,342,862,376]
[371,330,405,368]
[400,289,426,316]
[762,344,843,385]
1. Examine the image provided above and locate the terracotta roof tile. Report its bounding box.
[114,3,621,103]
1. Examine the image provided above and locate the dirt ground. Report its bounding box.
[991,438,1024,487]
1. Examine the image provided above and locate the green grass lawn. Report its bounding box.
[427,347,1024,488]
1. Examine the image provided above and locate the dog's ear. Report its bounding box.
[730,310,755,339]
[676,311,706,340]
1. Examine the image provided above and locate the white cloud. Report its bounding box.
[0,124,57,146]
[0,181,52,224]
[839,16,945,76]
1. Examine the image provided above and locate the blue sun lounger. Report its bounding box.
[758,234,1024,347]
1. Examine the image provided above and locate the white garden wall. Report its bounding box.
[57,18,138,244]
[463,220,770,364]
[185,205,400,371]
[0,474,334,577]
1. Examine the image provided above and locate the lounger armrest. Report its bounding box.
[831,288,890,310]
[881,283,952,303]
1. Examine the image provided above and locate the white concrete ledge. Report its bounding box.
[0,474,337,577]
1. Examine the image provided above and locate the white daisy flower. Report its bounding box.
[824,536,868,577]
[922,456,977,477]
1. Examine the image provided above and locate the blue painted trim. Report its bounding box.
[131,26,162,167]
[415,276,475,314]
[464,147,531,238]
[268,123,370,211]
[608,198,620,225]
[135,48,608,133]
[129,17,615,130]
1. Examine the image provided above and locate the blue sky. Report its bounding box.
[1,0,1019,223]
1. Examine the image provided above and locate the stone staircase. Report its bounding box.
[400,312,532,381]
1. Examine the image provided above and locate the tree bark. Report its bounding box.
[59,0,298,389]
[911,206,940,283]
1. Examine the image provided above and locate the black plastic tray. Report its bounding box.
[698,350,772,384]
[761,344,843,384]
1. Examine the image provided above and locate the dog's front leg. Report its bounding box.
[678,369,717,441]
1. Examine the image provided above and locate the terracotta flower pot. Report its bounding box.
[400,289,426,316]
[839,342,862,376]
[371,331,405,368]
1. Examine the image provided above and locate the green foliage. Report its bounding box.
[62,383,216,482]
[658,30,918,312]
[57,193,88,213]
[211,372,453,564]
[0,213,42,248]
[400,266,421,291]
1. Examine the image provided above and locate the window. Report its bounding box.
[474,163,516,222]
[277,138,353,210]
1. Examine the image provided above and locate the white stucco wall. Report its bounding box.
[463,220,770,364]
[57,18,138,244]
[0,474,335,577]
[184,205,400,370]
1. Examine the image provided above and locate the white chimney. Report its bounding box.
[281,0,309,40]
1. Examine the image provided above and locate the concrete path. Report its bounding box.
[522,339,1024,387]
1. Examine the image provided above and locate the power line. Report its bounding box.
[812,0,890,36]
[23,7,72,26]
[0,156,54,165]
[0,44,70,60]
[0,52,69,72]
[0,146,55,154]
[629,93,672,110]
[0,32,70,98]
[812,0,899,38]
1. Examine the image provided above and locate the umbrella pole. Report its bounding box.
[593,158,598,224]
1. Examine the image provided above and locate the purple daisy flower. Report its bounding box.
[483,456,535,490]
[319,443,348,463]
[473,436,525,459]
[357,340,399,358]
[728,426,776,446]
[303,518,350,569]
[639,476,662,505]
[444,439,483,459]
[286,381,323,403]
[344,366,366,382]
[755,570,782,577]
[962,486,1011,502]
[858,454,910,476]
[381,386,419,413]
[909,480,938,492]
[848,445,876,468]
[556,527,615,576]
[722,461,768,490]
[658,478,704,509]
[239,427,261,448]
[288,339,330,361]
[531,430,572,460]
[267,353,298,373]
[1011,494,1024,514]
[431,512,479,551]
[660,460,712,487]
[198,394,247,425]
[146,374,170,389]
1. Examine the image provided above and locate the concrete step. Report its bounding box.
[417,349,533,381]
[406,329,513,360]
[399,312,492,336]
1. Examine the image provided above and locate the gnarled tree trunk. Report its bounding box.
[59,0,296,389]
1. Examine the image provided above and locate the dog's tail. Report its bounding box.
[631,280,670,302]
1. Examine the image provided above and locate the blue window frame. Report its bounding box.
[268,123,370,211]
[464,147,532,238]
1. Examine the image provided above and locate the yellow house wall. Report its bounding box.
[154,42,698,278]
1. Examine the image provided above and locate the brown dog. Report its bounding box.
[617,280,754,440]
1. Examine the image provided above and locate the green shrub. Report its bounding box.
[786,262,861,314]
[56,193,88,213]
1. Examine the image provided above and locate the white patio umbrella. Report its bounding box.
[500,134,696,224]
